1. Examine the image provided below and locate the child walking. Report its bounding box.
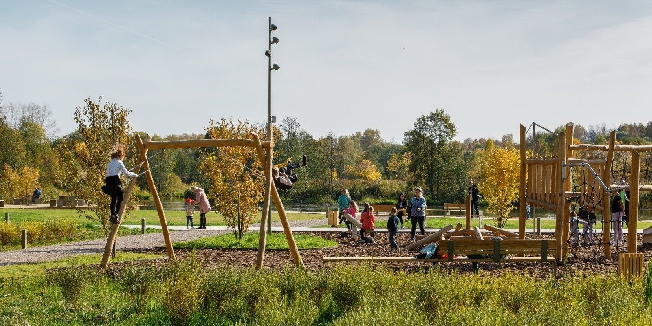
[388,207,399,250]
[185,197,194,229]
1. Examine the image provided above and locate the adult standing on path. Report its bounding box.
[410,187,427,242]
[191,186,211,229]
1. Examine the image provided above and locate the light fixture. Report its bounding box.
[270,24,277,31]
[271,37,279,44]
[271,63,280,70]
[265,50,270,57]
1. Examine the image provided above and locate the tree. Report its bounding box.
[403,109,466,204]
[56,97,133,230]
[386,152,411,180]
[2,102,58,139]
[342,159,382,181]
[199,119,264,239]
[0,164,39,202]
[478,140,520,228]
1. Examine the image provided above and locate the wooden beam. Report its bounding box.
[404,225,453,251]
[525,198,557,210]
[253,133,273,270]
[555,131,565,261]
[142,138,271,150]
[570,144,652,152]
[519,124,527,239]
[567,158,607,165]
[484,224,519,238]
[603,131,616,258]
[138,134,175,261]
[629,151,640,253]
[252,139,303,269]
[562,123,573,258]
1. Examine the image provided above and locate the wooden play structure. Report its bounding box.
[325,122,649,273]
[519,122,652,260]
[100,133,303,269]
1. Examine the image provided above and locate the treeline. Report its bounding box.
[2,100,652,209]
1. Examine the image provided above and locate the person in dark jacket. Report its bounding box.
[387,207,399,250]
[395,193,408,228]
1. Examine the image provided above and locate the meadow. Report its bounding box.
[0,257,650,326]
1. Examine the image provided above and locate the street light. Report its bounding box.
[265,17,279,234]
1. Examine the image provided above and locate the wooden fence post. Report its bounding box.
[4,212,8,223]
[141,218,146,234]
[21,229,27,249]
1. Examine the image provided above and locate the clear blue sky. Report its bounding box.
[2,0,652,143]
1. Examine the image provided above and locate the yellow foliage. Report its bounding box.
[386,152,411,180]
[479,145,520,228]
[344,159,382,181]
[200,119,265,238]
[0,164,39,200]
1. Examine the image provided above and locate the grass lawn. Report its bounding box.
[173,232,337,250]
[0,208,324,226]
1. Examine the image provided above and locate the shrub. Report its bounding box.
[161,257,203,326]
[46,265,98,306]
[113,263,159,312]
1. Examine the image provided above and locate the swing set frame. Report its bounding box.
[100,133,303,270]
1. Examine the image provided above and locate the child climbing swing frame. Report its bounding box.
[100,133,304,270]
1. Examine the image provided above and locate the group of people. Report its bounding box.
[337,186,428,250]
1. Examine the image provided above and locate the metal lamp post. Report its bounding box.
[258,17,280,270]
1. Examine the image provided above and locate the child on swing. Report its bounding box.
[273,155,307,190]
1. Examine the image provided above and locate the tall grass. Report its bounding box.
[1,261,651,325]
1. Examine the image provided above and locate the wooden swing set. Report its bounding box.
[100,133,303,269]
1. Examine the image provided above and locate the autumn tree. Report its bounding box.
[478,140,520,228]
[0,165,39,202]
[342,159,382,181]
[199,119,264,239]
[56,97,133,230]
[386,152,411,180]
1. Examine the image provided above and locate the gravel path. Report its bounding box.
[0,218,329,266]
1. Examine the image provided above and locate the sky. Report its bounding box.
[1,0,652,143]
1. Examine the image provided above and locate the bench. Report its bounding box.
[443,203,466,215]
[371,204,395,216]
[323,238,557,274]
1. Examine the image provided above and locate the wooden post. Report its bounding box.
[561,123,574,258]
[519,124,527,239]
[254,133,273,270]
[252,135,303,269]
[555,131,566,261]
[603,131,616,258]
[465,191,471,230]
[404,225,453,251]
[4,212,8,223]
[628,150,640,253]
[141,218,146,235]
[21,229,27,249]
[137,135,175,261]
